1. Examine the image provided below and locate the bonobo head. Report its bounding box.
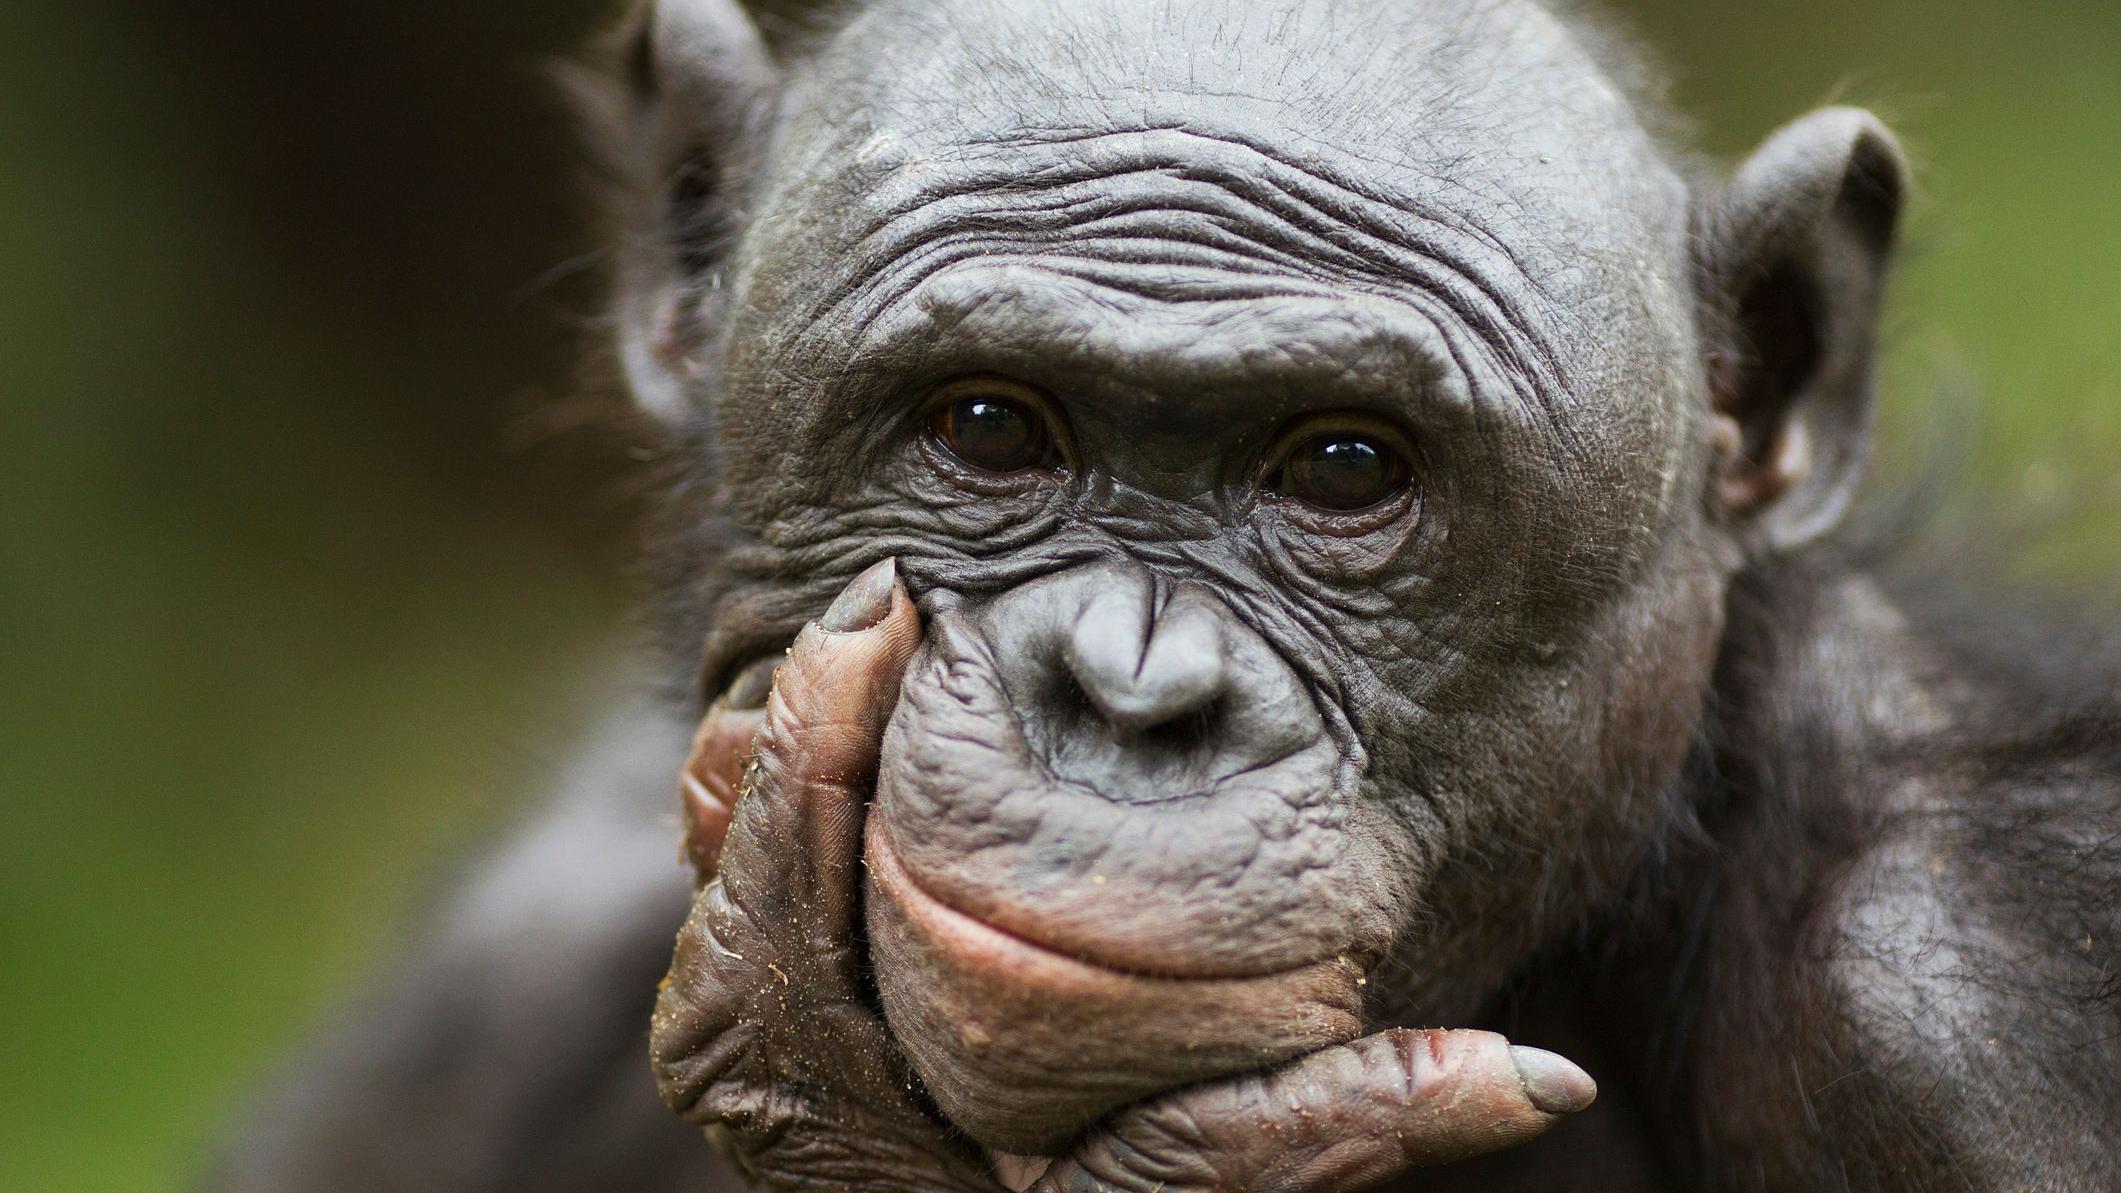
[604,0,1906,1155]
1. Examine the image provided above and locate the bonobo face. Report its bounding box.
[678,0,1731,1153]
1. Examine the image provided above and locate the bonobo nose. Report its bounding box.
[1064,578,1227,735]
[972,561,1320,802]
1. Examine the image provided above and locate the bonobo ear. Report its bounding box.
[580,0,782,421]
[1698,108,1908,552]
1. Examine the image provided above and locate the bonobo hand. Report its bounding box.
[655,559,1596,1192]
[654,559,995,1192]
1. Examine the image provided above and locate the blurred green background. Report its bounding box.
[1,2,2114,1190]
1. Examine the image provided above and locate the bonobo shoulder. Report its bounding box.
[1807,759,2121,1188]
[1759,569,2121,1184]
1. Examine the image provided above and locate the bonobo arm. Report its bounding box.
[211,692,742,1193]
[1682,699,2121,1193]
[1797,791,2121,1190]
[653,560,1597,1192]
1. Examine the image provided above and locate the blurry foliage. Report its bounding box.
[0,1,2114,1190]
[0,3,625,1189]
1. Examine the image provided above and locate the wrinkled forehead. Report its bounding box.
[758,0,1687,272]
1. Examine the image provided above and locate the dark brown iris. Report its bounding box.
[932,393,1051,474]
[1274,433,1410,512]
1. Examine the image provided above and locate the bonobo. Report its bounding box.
[216,0,2121,1190]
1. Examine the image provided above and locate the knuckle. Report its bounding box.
[702,1079,815,1142]
[653,891,776,1117]
[1132,1103,1219,1153]
[650,999,757,1120]
[1077,1113,1225,1192]
[1386,1028,1451,1102]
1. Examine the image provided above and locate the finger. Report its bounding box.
[714,556,922,943]
[679,657,778,882]
[1033,1029,1595,1193]
[653,559,922,1112]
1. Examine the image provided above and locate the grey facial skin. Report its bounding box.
[643,0,1851,1158]
[210,2,2121,1191]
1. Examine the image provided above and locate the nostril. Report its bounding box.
[1064,591,1228,736]
[1130,694,1223,752]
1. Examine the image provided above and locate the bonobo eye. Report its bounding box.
[1267,424,1415,515]
[927,378,1059,476]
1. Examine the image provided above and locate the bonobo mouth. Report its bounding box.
[864,820,1366,1155]
[855,563,1395,1155]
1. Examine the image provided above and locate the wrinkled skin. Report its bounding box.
[640,0,1849,1171]
[658,560,1591,1189]
[211,1,2121,1190]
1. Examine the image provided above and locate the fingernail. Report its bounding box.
[720,657,780,710]
[1511,1046,1597,1115]
[820,558,897,633]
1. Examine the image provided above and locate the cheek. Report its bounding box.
[1574,562,1728,814]
[1331,530,1727,948]
[1366,555,1727,1008]
[1425,567,1722,841]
